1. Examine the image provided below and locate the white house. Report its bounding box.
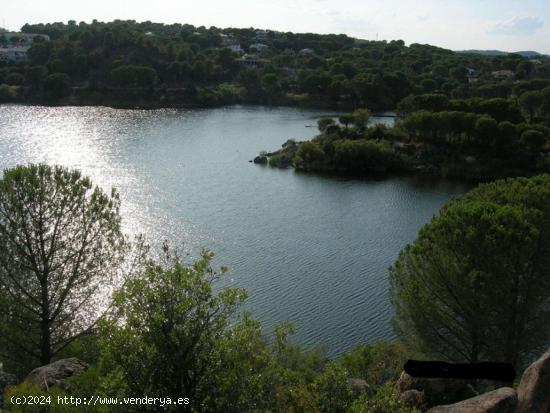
[2,32,50,45]
[235,54,270,68]
[299,48,315,55]
[255,30,269,41]
[491,70,515,80]
[228,44,244,54]
[0,46,30,62]
[250,43,268,53]
[220,34,237,46]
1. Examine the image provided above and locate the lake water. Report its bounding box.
[0,105,469,356]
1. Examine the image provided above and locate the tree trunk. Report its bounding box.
[40,277,51,365]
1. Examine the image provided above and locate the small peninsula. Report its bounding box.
[261,94,550,181]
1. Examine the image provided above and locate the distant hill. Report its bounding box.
[458,50,547,58]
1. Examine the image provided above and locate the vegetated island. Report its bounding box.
[259,93,550,181]
[1,20,550,111]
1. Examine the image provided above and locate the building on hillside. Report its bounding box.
[2,32,50,45]
[220,33,237,46]
[491,70,515,80]
[466,68,480,84]
[255,30,269,41]
[235,54,270,69]
[250,43,269,53]
[299,48,315,55]
[228,44,244,54]
[0,46,30,62]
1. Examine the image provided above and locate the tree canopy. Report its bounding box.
[389,174,550,370]
[0,164,126,374]
[0,20,549,108]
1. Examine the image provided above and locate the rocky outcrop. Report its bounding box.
[253,155,268,164]
[423,349,550,413]
[400,389,426,409]
[347,378,373,398]
[25,358,88,390]
[517,349,550,413]
[427,387,517,413]
[396,371,477,408]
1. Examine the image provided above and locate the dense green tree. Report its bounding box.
[338,113,355,128]
[397,94,450,115]
[110,65,157,88]
[390,175,550,369]
[0,164,126,375]
[520,129,546,156]
[340,341,411,389]
[311,364,353,413]
[100,249,247,406]
[261,73,281,96]
[519,91,543,122]
[295,141,325,164]
[317,117,336,132]
[352,108,372,129]
[0,84,17,102]
[474,115,499,154]
[26,65,49,87]
[44,73,71,99]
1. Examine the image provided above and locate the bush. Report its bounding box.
[99,250,247,406]
[110,65,157,88]
[44,73,71,99]
[311,363,354,413]
[349,384,420,413]
[340,341,412,389]
[332,139,407,172]
[0,83,17,102]
[295,141,326,164]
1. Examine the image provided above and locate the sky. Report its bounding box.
[2,0,550,54]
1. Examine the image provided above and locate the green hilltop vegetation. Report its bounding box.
[0,19,550,109]
[457,50,547,58]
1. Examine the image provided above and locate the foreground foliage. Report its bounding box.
[390,174,550,370]
[4,250,416,412]
[0,164,126,376]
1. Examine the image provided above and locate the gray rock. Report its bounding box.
[25,358,88,389]
[347,378,373,398]
[517,349,550,413]
[1,370,18,408]
[0,370,18,389]
[253,155,268,164]
[396,371,477,408]
[400,389,426,409]
[427,387,517,413]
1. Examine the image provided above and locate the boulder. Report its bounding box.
[396,371,477,408]
[427,387,517,413]
[517,349,550,413]
[347,378,373,398]
[400,389,426,410]
[253,155,268,164]
[25,358,88,389]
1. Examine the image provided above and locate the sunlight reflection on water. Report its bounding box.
[0,104,468,356]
